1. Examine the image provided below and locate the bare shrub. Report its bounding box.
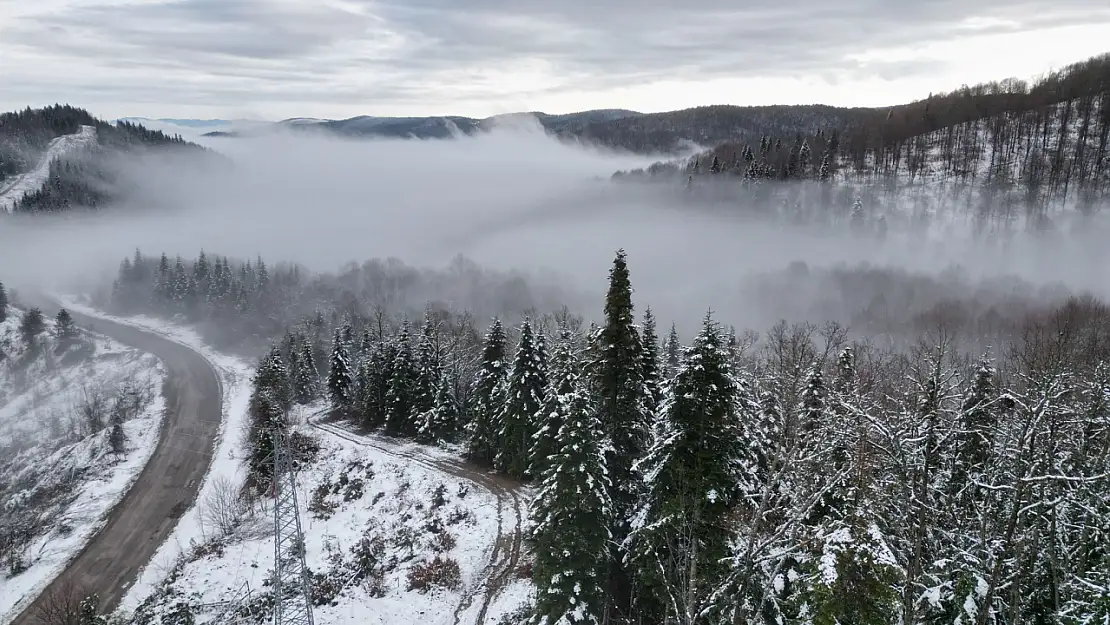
[429,530,456,553]
[32,579,88,625]
[406,556,462,592]
[76,381,109,435]
[199,474,247,538]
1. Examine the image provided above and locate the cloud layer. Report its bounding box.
[2,0,1108,118]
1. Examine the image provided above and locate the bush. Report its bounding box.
[406,556,462,593]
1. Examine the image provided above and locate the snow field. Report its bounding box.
[0,309,166,625]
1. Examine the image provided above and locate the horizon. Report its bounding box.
[3,0,1108,120]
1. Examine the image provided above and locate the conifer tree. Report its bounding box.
[626,314,759,623]
[528,375,612,625]
[292,337,320,404]
[950,356,997,501]
[417,374,461,444]
[108,405,126,455]
[594,250,650,540]
[641,307,663,414]
[327,329,354,415]
[386,319,420,436]
[664,323,681,379]
[256,345,291,412]
[466,318,508,468]
[0,280,7,323]
[415,314,440,414]
[359,341,393,429]
[496,319,548,479]
[531,322,577,478]
[54,308,78,342]
[20,307,46,344]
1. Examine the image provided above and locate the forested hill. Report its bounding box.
[615,53,1110,224]
[209,105,876,155]
[0,104,209,211]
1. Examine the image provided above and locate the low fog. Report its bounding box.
[2,116,1110,340]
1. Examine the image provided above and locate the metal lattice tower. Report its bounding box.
[271,429,315,625]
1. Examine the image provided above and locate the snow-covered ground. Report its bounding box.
[48,300,534,625]
[0,125,98,213]
[0,307,166,624]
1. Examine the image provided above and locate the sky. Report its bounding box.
[1,0,1108,120]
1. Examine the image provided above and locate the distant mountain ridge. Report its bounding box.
[199,106,870,154]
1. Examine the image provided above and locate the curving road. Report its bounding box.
[8,303,222,625]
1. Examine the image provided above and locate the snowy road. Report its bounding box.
[0,125,97,213]
[7,300,223,625]
[310,419,526,625]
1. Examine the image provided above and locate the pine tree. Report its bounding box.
[386,319,420,436]
[851,197,865,232]
[256,345,291,412]
[528,376,612,625]
[950,356,997,502]
[292,337,320,404]
[77,594,107,625]
[247,384,286,483]
[108,403,126,455]
[642,307,663,414]
[359,341,393,429]
[415,314,440,414]
[594,250,650,541]
[54,308,78,342]
[496,319,548,479]
[417,374,461,444]
[466,318,508,468]
[664,323,681,379]
[626,314,760,623]
[327,329,354,415]
[0,280,7,323]
[20,307,46,344]
[531,322,577,478]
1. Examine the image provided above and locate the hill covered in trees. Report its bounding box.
[0,105,209,211]
[615,53,1110,228]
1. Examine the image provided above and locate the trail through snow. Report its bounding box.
[0,125,98,213]
[310,418,528,625]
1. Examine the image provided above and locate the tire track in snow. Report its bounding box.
[308,418,525,625]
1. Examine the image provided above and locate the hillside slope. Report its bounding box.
[0,307,165,624]
[0,106,209,212]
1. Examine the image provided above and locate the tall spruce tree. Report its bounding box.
[664,323,681,379]
[54,308,78,342]
[0,280,7,323]
[642,307,663,414]
[593,249,650,616]
[496,319,548,479]
[417,374,461,444]
[359,341,393,429]
[327,329,354,415]
[386,319,420,436]
[415,314,440,414]
[528,375,612,625]
[626,314,758,624]
[466,318,508,468]
[530,321,577,478]
[292,337,320,404]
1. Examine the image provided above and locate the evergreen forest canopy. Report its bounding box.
[96,245,1110,625]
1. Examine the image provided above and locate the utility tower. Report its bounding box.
[271,428,315,625]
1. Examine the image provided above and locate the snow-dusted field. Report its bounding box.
[130,426,505,625]
[0,308,165,624]
[0,125,98,213]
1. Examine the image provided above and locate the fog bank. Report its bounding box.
[2,118,1110,336]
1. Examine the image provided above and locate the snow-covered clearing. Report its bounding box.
[0,308,165,624]
[0,125,98,213]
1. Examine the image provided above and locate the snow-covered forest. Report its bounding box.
[97,245,1110,624]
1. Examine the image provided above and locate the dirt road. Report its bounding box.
[8,305,222,625]
[309,419,525,625]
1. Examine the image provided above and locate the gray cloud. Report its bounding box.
[1,0,1107,117]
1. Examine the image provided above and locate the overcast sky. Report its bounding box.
[1,0,1108,121]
